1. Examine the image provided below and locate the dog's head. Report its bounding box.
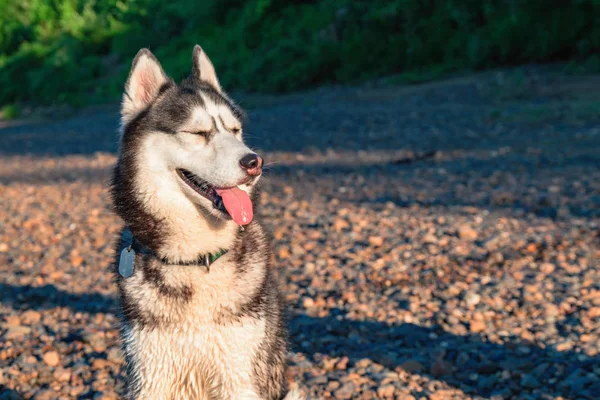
[118,46,261,228]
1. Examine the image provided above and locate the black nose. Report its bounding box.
[239,153,262,171]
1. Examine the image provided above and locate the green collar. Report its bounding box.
[119,229,229,278]
[128,232,228,271]
[208,250,228,264]
[157,247,228,270]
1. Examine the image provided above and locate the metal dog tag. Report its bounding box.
[119,246,135,278]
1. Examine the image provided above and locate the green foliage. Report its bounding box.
[1,103,20,120]
[1,0,599,106]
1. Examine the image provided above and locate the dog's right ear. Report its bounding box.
[122,49,168,122]
[192,45,222,92]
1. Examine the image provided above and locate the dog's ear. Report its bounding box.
[192,45,221,92]
[122,48,168,121]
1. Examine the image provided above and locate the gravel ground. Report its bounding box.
[1,68,599,399]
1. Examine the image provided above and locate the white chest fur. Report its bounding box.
[124,317,266,399]
[121,256,268,399]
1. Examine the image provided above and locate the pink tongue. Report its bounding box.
[215,187,253,225]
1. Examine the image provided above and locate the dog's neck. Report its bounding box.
[136,173,239,262]
[122,228,229,271]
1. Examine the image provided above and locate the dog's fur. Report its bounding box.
[110,46,301,399]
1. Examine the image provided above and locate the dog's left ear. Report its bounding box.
[122,48,169,122]
[192,45,222,92]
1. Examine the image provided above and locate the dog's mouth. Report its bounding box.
[176,168,254,225]
[176,168,220,205]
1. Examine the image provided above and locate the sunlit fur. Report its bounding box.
[110,46,303,399]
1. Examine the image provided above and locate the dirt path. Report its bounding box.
[1,68,599,399]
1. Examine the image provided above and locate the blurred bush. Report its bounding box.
[1,0,599,106]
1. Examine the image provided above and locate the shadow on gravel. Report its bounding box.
[289,312,598,399]
[0,283,117,314]
[3,282,595,398]
[0,112,120,156]
[0,165,112,185]
[270,156,600,219]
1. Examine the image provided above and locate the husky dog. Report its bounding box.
[110,46,301,399]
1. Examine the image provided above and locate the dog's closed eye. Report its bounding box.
[183,130,211,137]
